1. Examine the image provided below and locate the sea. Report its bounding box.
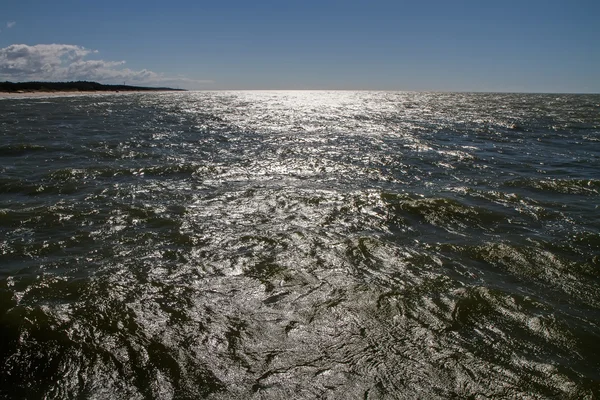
[0,91,599,399]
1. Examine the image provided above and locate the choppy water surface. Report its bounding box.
[1,91,599,399]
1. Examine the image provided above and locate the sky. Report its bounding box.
[0,0,598,92]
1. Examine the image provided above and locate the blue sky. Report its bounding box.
[0,0,598,92]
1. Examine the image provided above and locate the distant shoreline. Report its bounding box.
[0,90,181,99]
[0,80,185,95]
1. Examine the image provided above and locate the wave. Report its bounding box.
[0,177,80,196]
[504,178,600,195]
[379,192,517,236]
[0,144,46,157]
[0,164,223,196]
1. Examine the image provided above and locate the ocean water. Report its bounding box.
[0,91,599,399]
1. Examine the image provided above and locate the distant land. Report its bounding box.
[0,81,185,93]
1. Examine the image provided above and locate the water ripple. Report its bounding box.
[0,91,599,398]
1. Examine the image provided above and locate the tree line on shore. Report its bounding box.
[0,81,184,92]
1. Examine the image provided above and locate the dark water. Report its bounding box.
[1,91,599,399]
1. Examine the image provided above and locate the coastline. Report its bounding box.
[0,90,181,99]
[0,81,185,99]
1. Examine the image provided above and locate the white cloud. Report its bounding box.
[0,43,211,88]
[7,21,16,29]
